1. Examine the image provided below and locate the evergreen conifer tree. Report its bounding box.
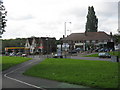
[85,6,98,32]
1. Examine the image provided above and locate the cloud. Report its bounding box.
[96,2,118,18]
[8,14,34,21]
[2,0,119,40]
[66,7,87,18]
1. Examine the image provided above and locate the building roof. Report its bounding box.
[27,37,56,45]
[28,38,33,45]
[63,32,111,41]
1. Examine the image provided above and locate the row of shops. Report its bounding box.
[4,31,116,55]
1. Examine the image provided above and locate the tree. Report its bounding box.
[85,6,98,32]
[2,38,26,52]
[113,34,120,44]
[0,0,7,38]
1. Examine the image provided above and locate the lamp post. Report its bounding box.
[64,22,71,37]
[64,22,71,58]
[46,37,48,58]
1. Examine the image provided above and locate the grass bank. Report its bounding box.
[83,51,120,57]
[24,58,119,88]
[110,51,120,57]
[1,56,32,71]
[83,53,98,57]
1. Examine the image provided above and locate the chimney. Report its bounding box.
[85,31,87,36]
[110,32,113,42]
[110,32,112,36]
[63,35,65,38]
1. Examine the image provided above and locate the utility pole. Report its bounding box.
[64,22,71,58]
[46,37,48,58]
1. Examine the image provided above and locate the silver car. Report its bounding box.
[98,52,111,58]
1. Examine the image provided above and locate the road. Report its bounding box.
[2,55,92,89]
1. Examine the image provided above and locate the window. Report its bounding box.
[75,41,78,43]
[104,40,108,42]
[92,40,95,43]
[90,40,92,43]
[96,40,98,43]
[86,40,90,43]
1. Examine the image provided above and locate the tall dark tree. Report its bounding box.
[0,0,7,38]
[85,6,98,32]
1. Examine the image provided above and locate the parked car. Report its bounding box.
[98,48,104,52]
[95,48,100,52]
[1,51,5,55]
[9,52,16,56]
[114,46,119,51]
[98,52,111,58]
[16,52,22,56]
[75,48,81,52]
[68,50,77,54]
[53,54,63,58]
[22,54,27,57]
[5,52,9,56]
[98,48,110,52]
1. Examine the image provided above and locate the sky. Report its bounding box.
[2,0,119,40]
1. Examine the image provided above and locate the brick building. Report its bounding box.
[25,37,56,54]
[62,31,113,51]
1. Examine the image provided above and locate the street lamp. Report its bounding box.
[64,22,71,37]
[64,22,71,58]
[46,37,48,58]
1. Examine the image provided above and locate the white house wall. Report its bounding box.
[25,39,31,48]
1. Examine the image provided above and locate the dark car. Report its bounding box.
[98,48,110,52]
[95,48,99,52]
[98,48,104,52]
[68,50,77,54]
[5,52,9,56]
[16,52,22,56]
[98,52,111,58]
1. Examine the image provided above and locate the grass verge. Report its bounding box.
[83,53,98,57]
[83,51,120,57]
[0,56,32,71]
[24,58,119,88]
[110,51,120,57]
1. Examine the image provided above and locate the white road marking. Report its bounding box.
[4,57,46,90]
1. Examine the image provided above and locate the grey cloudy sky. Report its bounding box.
[2,0,119,40]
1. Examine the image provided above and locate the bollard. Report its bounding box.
[111,56,119,62]
[116,56,119,62]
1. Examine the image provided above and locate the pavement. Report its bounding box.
[2,55,96,89]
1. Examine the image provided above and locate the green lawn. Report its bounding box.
[83,51,120,57]
[110,51,120,57]
[0,56,32,71]
[24,58,119,88]
[83,53,98,57]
